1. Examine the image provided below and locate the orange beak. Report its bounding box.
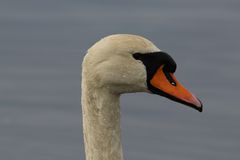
[150,65,203,112]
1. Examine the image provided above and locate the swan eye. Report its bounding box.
[132,53,142,60]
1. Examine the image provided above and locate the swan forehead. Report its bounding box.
[87,34,160,58]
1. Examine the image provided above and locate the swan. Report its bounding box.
[81,34,202,160]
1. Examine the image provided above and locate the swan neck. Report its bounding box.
[82,84,123,160]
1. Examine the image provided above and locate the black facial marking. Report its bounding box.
[133,51,178,100]
[132,51,177,82]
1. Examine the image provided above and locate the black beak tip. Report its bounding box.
[196,101,203,112]
[192,98,203,112]
[197,106,203,112]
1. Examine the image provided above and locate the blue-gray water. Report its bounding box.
[1,0,240,160]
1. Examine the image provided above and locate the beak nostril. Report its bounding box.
[163,67,177,86]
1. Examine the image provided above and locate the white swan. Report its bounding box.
[81,34,202,160]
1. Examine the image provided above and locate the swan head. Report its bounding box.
[83,34,202,112]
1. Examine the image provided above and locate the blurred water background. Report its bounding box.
[0,0,240,160]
